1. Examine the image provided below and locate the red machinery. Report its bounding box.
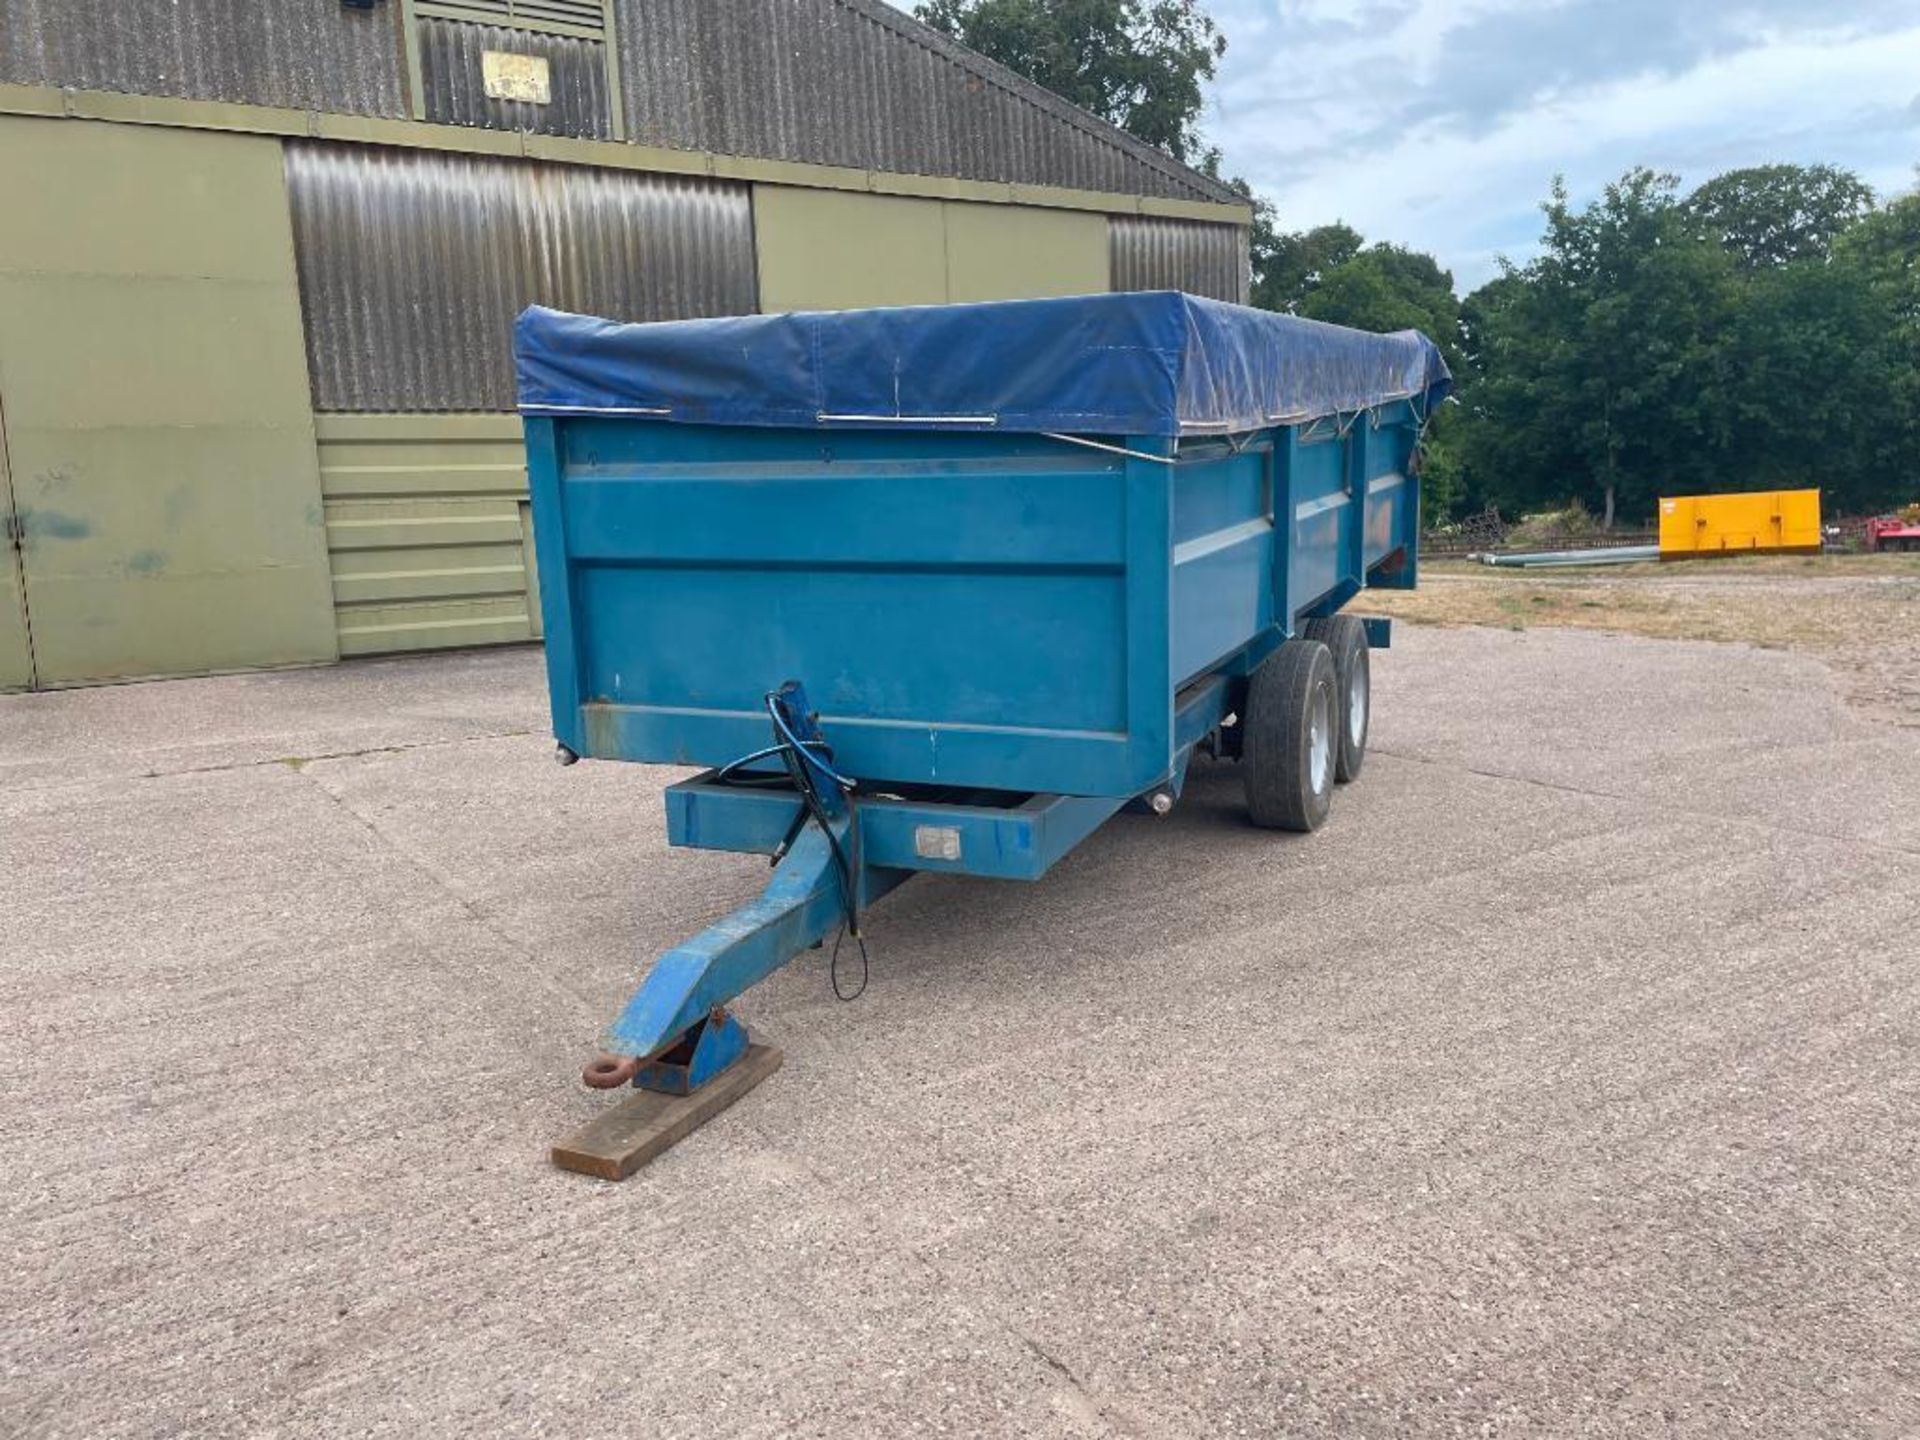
[1866,506,1920,552]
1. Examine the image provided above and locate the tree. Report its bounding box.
[1308,248,1467,516]
[1247,223,1465,516]
[916,0,1227,164]
[1252,222,1363,313]
[1250,227,1459,369]
[1459,165,1918,525]
[1298,245,1462,370]
[1717,258,1890,512]
[1459,171,1741,529]
[1835,189,1920,508]
[1245,227,1463,514]
[1682,164,1875,268]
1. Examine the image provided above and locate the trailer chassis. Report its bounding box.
[580,619,1392,1121]
[582,670,1238,1089]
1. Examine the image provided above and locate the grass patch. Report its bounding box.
[1367,552,1920,724]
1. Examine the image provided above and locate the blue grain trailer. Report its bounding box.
[519,292,1450,1105]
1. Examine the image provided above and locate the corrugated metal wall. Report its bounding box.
[0,0,407,117]
[1110,215,1251,304]
[618,0,1237,205]
[285,141,757,412]
[416,18,614,140]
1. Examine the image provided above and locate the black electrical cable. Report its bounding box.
[789,755,858,936]
[714,739,838,788]
[829,926,870,1002]
[757,692,869,1001]
[765,699,857,790]
[768,803,810,866]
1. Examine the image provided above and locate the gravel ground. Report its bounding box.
[3,627,1917,1438]
[1366,555,1920,729]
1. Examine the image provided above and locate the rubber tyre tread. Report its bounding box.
[1244,639,1336,832]
[1304,614,1370,782]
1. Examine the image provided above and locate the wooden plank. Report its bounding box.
[550,1043,784,1181]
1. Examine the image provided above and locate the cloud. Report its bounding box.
[1205,0,1920,290]
[1407,0,1913,133]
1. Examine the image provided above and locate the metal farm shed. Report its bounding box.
[0,0,1252,687]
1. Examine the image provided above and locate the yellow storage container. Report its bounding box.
[1658,488,1822,557]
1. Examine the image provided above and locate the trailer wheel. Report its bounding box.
[1304,615,1370,783]
[1244,639,1336,832]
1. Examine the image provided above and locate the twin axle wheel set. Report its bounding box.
[1234,614,1372,834]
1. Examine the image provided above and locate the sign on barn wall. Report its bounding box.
[481,52,550,105]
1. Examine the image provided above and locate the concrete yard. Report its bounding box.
[3,625,1917,1437]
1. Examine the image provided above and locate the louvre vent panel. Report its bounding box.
[416,18,613,139]
[416,0,607,39]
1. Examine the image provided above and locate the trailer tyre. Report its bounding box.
[1244,639,1337,832]
[1303,615,1370,782]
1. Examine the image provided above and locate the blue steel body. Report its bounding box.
[528,403,1422,1065]
[528,405,1420,796]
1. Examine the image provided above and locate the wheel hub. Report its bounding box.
[1309,686,1332,794]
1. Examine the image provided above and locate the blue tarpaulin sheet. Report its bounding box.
[515,291,1451,438]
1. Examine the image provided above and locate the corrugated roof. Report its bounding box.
[619,0,1239,205]
[2,0,1239,206]
[0,0,407,117]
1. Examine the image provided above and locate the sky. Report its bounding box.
[1203,0,1920,292]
